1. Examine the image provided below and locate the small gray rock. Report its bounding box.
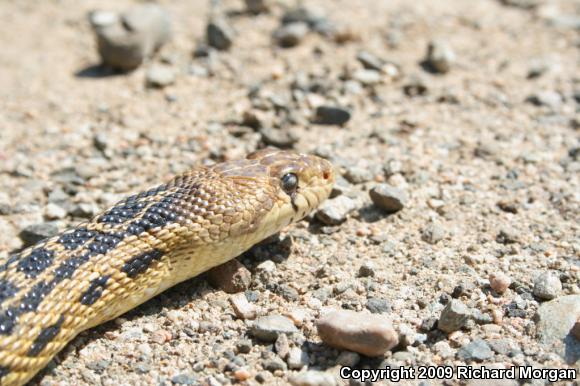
[251,315,298,342]
[315,195,357,225]
[236,339,253,354]
[422,222,445,244]
[207,17,234,50]
[496,226,519,244]
[315,106,351,125]
[344,166,373,184]
[438,299,471,333]
[369,184,408,213]
[281,6,326,28]
[44,203,67,220]
[457,339,493,362]
[289,370,337,386]
[263,357,287,372]
[274,22,308,47]
[171,374,197,385]
[366,297,391,314]
[527,90,563,109]
[287,347,309,370]
[352,69,382,86]
[19,223,59,247]
[533,272,562,300]
[260,127,298,148]
[146,65,176,88]
[356,51,386,72]
[245,0,269,14]
[425,39,455,74]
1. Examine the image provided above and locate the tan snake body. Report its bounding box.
[0,149,334,385]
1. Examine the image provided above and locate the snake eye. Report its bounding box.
[281,173,298,194]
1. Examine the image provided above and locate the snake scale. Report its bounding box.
[0,149,334,385]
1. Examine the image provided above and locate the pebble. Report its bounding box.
[489,272,511,294]
[316,309,399,356]
[533,271,562,300]
[527,90,563,109]
[289,370,337,386]
[146,65,176,88]
[275,333,290,359]
[207,259,251,293]
[230,293,257,320]
[256,260,276,275]
[433,341,455,359]
[263,357,287,372]
[273,22,309,47]
[260,127,299,148]
[438,299,471,333]
[344,166,373,184]
[251,315,298,342]
[369,184,408,213]
[403,74,429,97]
[351,69,382,86]
[457,339,494,362]
[245,0,269,14]
[236,339,253,354]
[366,297,391,314]
[172,374,197,385]
[44,203,67,220]
[281,6,326,29]
[89,4,171,70]
[535,295,580,352]
[315,195,357,225]
[496,227,520,244]
[315,106,351,125]
[234,368,251,381]
[285,347,306,370]
[425,39,455,74]
[358,261,376,278]
[356,50,386,72]
[422,222,445,244]
[207,16,234,50]
[19,223,59,246]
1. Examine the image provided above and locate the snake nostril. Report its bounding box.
[323,171,330,180]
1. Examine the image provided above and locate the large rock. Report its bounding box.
[534,295,580,364]
[316,309,398,357]
[89,4,171,70]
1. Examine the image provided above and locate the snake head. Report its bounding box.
[212,148,334,234]
[247,148,335,220]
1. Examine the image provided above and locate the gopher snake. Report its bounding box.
[0,149,334,386]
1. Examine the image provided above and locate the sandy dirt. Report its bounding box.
[0,0,578,385]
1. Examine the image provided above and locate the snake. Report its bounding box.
[0,148,334,386]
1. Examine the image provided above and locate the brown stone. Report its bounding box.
[207,259,251,293]
[316,309,398,357]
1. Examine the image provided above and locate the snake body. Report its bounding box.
[0,149,334,386]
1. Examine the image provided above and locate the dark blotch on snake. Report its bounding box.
[0,279,19,303]
[57,227,96,250]
[121,249,164,278]
[27,315,65,356]
[16,248,55,279]
[0,365,9,379]
[79,276,110,306]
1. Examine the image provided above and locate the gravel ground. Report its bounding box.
[0,0,579,385]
